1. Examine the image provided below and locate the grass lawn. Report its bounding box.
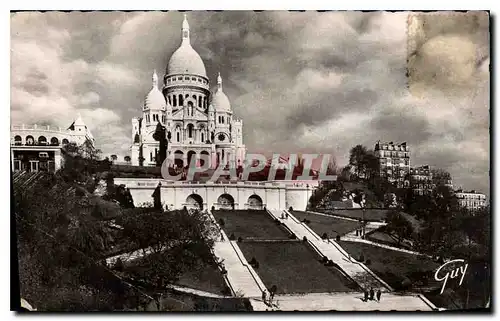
[176,262,231,296]
[292,211,360,237]
[366,230,412,250]
[238,241,360,294]
[212,210,290,240]
[337,241,440,291]
[316,208,388,222]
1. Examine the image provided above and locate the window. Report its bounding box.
[14,135,22,145]
[39,152,49,158]
[188,125,193,138]
[26,136,34,145]
[198,96,202,107]
[62,138,69,145]
[191,77,196,81]
[179,95,184,106]
[173,95,177,107]
[150,152,153,162]
[201,132,204,142]
[177,132,180,142]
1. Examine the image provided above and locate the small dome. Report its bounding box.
[144,87,166,110]
[144,70,166,110]
[211,72,231,112]
[167,44,207,77]
[212,90,231,112]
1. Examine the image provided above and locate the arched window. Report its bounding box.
[14,135,22,145]
[188,124,194,138]
[173,95,177,107]
[179,94,184,106]
[198,96,202,108]
[62,138,69,145]
[177,132,180,142]
[26,136,34,145]
[201,132,204,142]
[38,136,47,145]
[50,137,59,146]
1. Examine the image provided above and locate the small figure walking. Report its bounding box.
[285,213,289,219]
[363,290,369,302]
[369,288,375,301]
[376,289,381,302]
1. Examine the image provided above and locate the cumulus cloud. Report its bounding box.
[10,11,490,194]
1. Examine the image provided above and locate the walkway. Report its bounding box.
[271,292,436,311]
[269,209,391,292]
[207,209,267,298]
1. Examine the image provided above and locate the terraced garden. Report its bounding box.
[337,241,440,291]
[292,211,360,237]
[212,210,291,240]
[238,240,360,294]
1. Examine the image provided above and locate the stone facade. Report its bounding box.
[10,114,94,172]
[113,178,315,211]
[131,14,246,169]
[374,141,410,188]
[455,190,487,211]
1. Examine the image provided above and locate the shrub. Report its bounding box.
[114,258,124,271]
[302,236,308,242]
[401,277,412,290]
[249,257,257,265]
[229,233,236,240]
[218,218,225,227]
[336,235,341,241]
[327,260,334,266]
[211,206,215,211]
[237,236,243,242]
[289,233,297,239]
[322,256,328,263]
[365,259,371,265]
[358,254,365,262]
[221,268,227,275]
[254,261,259,269]
[321,233,328,239]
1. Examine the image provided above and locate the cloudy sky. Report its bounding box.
[10,11,490,194]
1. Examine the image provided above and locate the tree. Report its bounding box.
[117,209,218,292]
[385,210,414,246]
[349,145,368,178]
[153,122,168,167]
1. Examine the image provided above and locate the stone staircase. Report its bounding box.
[207,209,267,298]
[268,209,391,292]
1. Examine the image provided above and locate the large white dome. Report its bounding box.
[167,43,207,77]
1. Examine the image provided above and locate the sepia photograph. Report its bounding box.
[10,9,490,312]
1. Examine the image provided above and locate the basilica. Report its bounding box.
[130,14,246,169]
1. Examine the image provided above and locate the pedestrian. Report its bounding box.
[363,290,368,302]
[286,213,289,219]
[369,288,374,301]
[376,289,381,302]
[220,233,225,241]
